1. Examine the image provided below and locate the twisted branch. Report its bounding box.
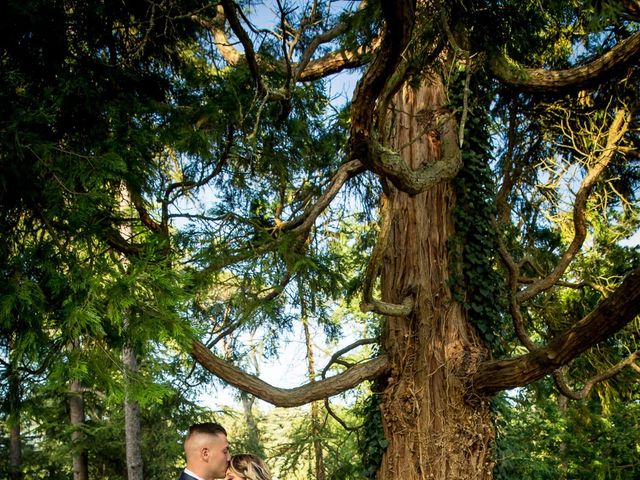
[472,267,640,395]
[490,31,640,93]
[517,108,630,303]
[553,350,639,400]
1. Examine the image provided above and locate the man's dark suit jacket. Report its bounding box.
[178,471,199,480]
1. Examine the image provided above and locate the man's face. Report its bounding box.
[203,433,230,479]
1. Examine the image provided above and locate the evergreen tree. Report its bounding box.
[2,1,639,479]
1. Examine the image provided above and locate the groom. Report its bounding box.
[179,422,231,480]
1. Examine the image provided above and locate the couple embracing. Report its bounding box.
[178,423,271,480]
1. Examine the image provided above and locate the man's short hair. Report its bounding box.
[186,422,227,440]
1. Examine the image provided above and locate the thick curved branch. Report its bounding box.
[490,31,640,93]
[294,19,349,80]
[360,296,415,317]
[360,194,389,306]
[350,0,414,146]
[191,340,389,407]
[294,0,370,80]
[297,41,378,81]
[500,238,538,352]
[553,349,639,400]
[368,122,463,195]
[198,6,242,64]
[517,108,630,303]
[348,0,464,196]
[471,266,640,395]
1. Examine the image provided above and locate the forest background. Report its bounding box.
[1,0,639,479]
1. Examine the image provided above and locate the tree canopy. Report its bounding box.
[1,1,639,479]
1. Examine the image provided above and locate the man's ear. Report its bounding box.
[201,446,209,460]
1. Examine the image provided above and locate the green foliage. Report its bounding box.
[449,72,509,353]
[0,341,223,480]
[265,405,364,480]
[459,1,581,66]
[338,1,382,54]
[494,384,640,479]
[1,1,639,480]
[358,393,387,480]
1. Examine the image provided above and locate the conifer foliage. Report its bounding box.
[1,1,639,479]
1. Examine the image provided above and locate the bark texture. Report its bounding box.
[303,315,326,480]
[241,392,261,452]
[10,421,21,480]
[377,78,494,480]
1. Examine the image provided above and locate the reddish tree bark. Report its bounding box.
[376,78,494,480]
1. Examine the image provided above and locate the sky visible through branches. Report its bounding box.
[193,2,364,410]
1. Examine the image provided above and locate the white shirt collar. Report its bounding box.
[184,468,207,480]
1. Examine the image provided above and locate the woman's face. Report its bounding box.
[224,468,242,480]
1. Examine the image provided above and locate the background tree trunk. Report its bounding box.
[123,335,144,480]
[121,188,144,480]
[302,312,326,480]
[8,350,22,480]
[69,378,88,480]
[378,78,494,479]
[240,392,261,452]
[558,394,568,479]
[9,421,21,480]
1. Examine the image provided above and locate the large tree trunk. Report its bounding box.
[377,78,494,479]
